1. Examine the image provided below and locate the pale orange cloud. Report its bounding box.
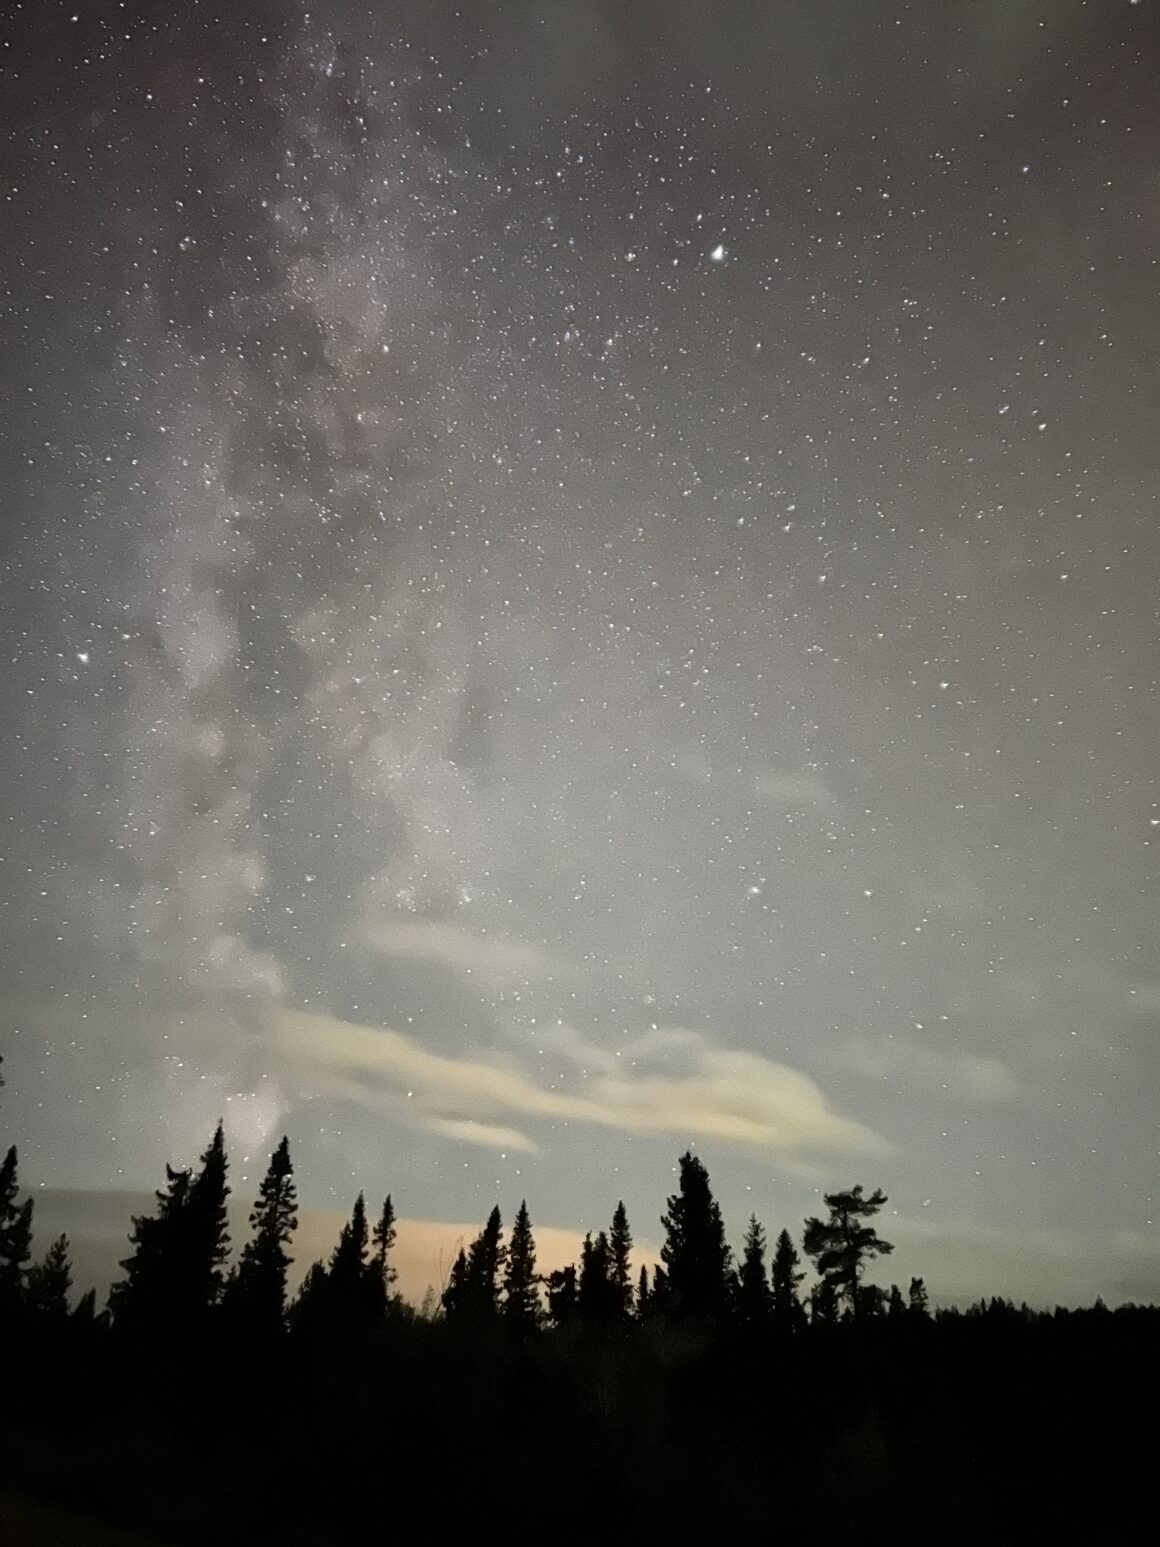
[268,1005,891,1161]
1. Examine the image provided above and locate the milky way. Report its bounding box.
[3,1,1159,1306]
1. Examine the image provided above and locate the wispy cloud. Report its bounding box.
[834,1035,1018,1103]
[268,1007,891,1160]
[424,1117,539,1152]
[363,917,570,990]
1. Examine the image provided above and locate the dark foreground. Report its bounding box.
[1,1303,1154,1545]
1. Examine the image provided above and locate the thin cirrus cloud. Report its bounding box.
[834,1035,1018,1103]
[268,1005,892,1160]
[363,917,571,990]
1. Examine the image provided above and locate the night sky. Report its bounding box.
[3,0,1159,1308]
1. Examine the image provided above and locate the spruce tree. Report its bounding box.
[636,1263,650,1317]
[230,1135,297,1330]
[328,1192,371,1316]
[659,1151,731,1321]
[26,1233,73,1316]
[771,1227,805,1329]
[466,1205,504,1316]
[502,1199,538,1331]
[648,1264,671,1315]
[736,1215,771,1325]
[443,1207,504,1322]
[371,1193,398,1310]
[184,1121,231,1312]
[442,1246,471,1321]
[0,1145,33,1306]
[108,1163,192,1326]
[109,1122,231,1327]
[908,1276,929,1319]
[289,1260,329,1333]
[579,1229,618,1323]
[609,1200,633,1318]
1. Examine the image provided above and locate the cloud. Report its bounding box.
[364,917,570,990]
[267,1007,891,1160]
[834,1035,1018,1103]
[425,1118,539,1152]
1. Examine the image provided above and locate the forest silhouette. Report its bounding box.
[1,1083,1155,1543]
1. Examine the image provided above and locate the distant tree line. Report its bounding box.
[0,1108,1097,1339]
[3,1066,1156,1545]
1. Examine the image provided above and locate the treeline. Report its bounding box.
[3,1087,1158,1542]
[0,1111,1146,1335]
[2,1117,920,1333]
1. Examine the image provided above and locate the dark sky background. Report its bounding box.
[2,0,1159,1307]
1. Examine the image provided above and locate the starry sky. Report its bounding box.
[2,0,1159,1309]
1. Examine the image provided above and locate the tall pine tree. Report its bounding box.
[736,1215,771,1325]
[109,1122,231,1327]
[609,1200,633,1319]
[803,1185,893,1320]
[443,1206,504,1322]
[328,1192,370,1311]
[369,1194,398,1315]
[26,1234,73,1317]
[185,1122,231,1312]
[502,1199,538,1331]
[229,1135,298,1331]
[0,1145,33,1307]
[771,1228,805,1329]
[660,1152,731,1322]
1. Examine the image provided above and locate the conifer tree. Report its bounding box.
[288,1260,329,1333]
[609,1200,633,1318]
[328,1192,370,1315]
[184,1121,231,1311]
[888,1283,906,1318]
[502,1199,538,1331]
[370,1194,398,1311]
[109,1123,231,1326]
[0,1145,33,1305]
[648,1263,671,1315]
[443,1207,504,1322]
[442,1246,470,1320]
[26,1233,73,1316]
[736,1215,771,1325]
[636,1263,650,1317]
[108,1163,192,1326]
[186,1120,228,1311]
[546,1263,578,1326]
[908,1276,930,1319]
[579,1229,619,1323]
[771,1227,805,1329]
[230,1135,297,1330]
[466,1204,505,1316]
[660,1151,731,1321]
[803,1185,893,1320]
